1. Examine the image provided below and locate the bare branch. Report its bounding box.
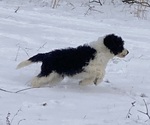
[0,88,15,93]
[51,0,60,8]
[138,99,150,120]
[122,0,150,7]
[0,87,33,93]
[67,2,75,10]
[6,113,11,125]
[89,0,102,6]
[37,42,47,52]
[11,108,22,124]
[21,47,30,57]
[18,119,26,125]
[126,101,136,118]
[15,7,20,13]
[15,43,31,61]
[85,5,103,15]
[15,87,33,93]
[6,108,25,125]
[15,45,21,61]
[85,5,95,15]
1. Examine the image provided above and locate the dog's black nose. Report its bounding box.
[127,50,129,55]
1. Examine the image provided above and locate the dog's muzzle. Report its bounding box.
[117,49,129,58]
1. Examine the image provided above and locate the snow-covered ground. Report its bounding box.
[0,0,150,125]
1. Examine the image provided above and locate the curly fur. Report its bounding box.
[17,34,129,88]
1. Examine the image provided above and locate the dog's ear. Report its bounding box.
[103,34,124,55]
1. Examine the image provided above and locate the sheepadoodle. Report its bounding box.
[17,34,129,88]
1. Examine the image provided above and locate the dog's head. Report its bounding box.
[103,34,129,58]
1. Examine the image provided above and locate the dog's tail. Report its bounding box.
[16,53,46,69]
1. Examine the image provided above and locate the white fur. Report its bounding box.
[30,37,112,87]
[77,37,114,85]
[31,72,63,88]
[18,36,128,87]
[117,49,128,58]
[16,60,32,69]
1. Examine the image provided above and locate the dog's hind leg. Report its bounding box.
[31,72,56,88]
[31,72,63,88]
[31,75,51,88]
[49,74,64,85]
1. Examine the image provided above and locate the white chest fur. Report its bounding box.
[85,53,107,77]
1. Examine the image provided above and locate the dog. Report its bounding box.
[17,34,129,88]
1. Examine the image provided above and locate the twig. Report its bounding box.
[51,0,60,8]
[85,5,103,15]
[0,88,15,93]
[122,0,150,7]
[6,113,11,125]
[0,87,34,93]
[15,87,33,93]
[89,0,102,6]
[15,44,31,61]
[15,45,21,61]
[6,108,25,125]
[83,115,87,119]
[67,2,75,10]
[21,48,30,57]
[11,108,22,124]
[85,5,95,15]
[126,101,136,118]
[18,119,26,125]
[91,8,103,13]
[15,7,20,13]
[138,99,150,120]
[37,42,47,51]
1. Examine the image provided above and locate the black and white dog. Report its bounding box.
[17,34,129,88]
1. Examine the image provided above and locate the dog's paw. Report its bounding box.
[79,80,86,86]
[93,78,98,85]
[79,78,94,86]
[93,78,103,86]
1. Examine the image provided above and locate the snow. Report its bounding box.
[0,0,150,125]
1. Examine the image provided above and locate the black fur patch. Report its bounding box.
[104,34,124,55]
[36,45,96,77]
[29,53,46,62]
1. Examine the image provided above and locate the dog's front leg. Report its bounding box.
[79,77,95,86]
[93,70,105,85]
[93,77,103,85]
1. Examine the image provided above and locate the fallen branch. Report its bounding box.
[51,0,60,8]
[15,43,31,61]
[0,87,33,94]
[66,2,75,10]
[126,101,136,118]
[15,45,21,61]
[138,99,150,120]
[6,113,11,125]
[85,5,103,15]
[15,87,33,93]
[37,42,47,51]
[21,47,30,57]
[15,7,20,13]
[18,119,26,125]
[0,88,15,93]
